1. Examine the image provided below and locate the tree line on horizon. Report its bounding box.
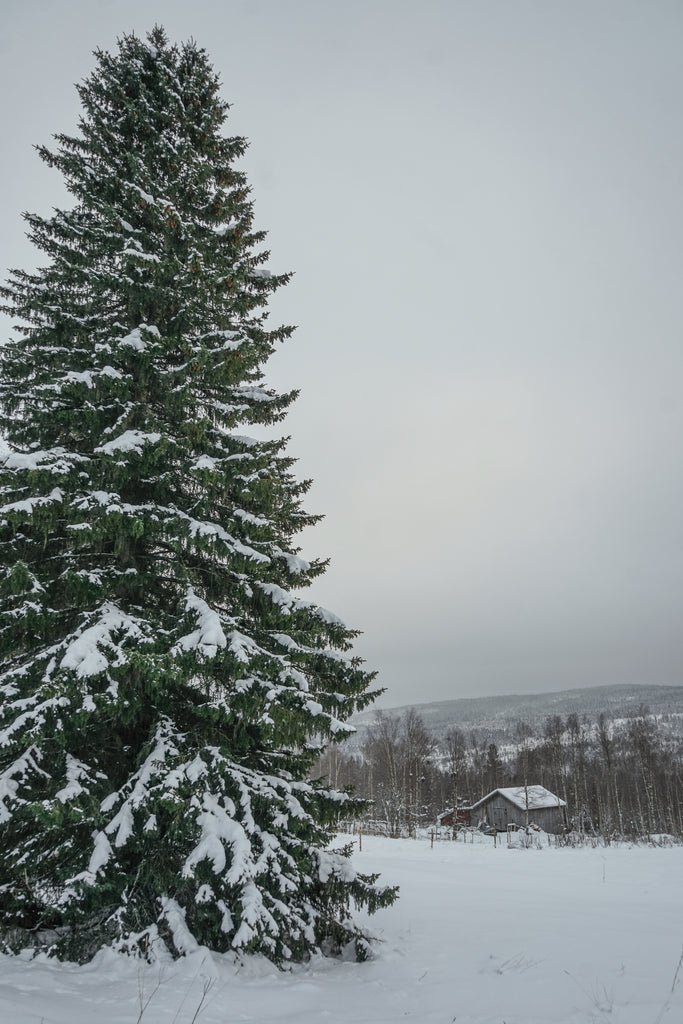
[315,705,683,840]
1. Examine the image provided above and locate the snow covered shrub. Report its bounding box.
[0,26,396,963]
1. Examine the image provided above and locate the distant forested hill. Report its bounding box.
[346,683,683,750]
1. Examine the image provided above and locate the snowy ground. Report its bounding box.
[1,833,682,1024]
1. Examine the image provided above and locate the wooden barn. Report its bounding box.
[469,786,567,834]
[438,806,471,828]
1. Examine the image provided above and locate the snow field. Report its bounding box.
[0,834,681,1024]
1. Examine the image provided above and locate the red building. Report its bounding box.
[438,806,471,828]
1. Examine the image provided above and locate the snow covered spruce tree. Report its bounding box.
[0,27,395,963]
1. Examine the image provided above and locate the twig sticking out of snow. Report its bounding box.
[653,945,683,1024]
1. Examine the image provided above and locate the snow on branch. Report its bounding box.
[0,487,64,516]
[117,322,161,351]
[256,581,344,626]
[0,745,48,822]
[59,602,152,679]
[55,754,101,803]
[174,588,227,658]
[0,443,87,474]
[95,429,161,456]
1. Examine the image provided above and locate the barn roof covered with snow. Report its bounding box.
[470,786,566,811]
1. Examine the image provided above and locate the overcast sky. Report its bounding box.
[1,1,682,708]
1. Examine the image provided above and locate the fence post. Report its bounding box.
[359,822,362,852]
[431,828,434,849]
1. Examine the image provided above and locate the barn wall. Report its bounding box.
[472,793,526,831]
[530,804,567,834]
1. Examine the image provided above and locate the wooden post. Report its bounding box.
[493,825,497,848]
[431,828,434,849]
[359,823,362,852]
